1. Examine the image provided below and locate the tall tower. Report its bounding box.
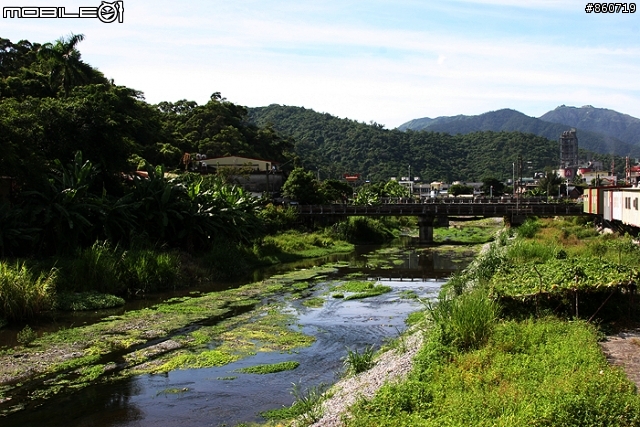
[559,129,578,178]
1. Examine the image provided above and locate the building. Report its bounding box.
[559,129,579,178]
[199,155,284,193]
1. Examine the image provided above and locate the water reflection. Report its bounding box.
[2,238,476,427]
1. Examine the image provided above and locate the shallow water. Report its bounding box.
[2,239,475,427]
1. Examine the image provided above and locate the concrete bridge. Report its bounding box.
[296,199,584,243]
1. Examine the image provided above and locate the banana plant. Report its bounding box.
[23,151,101,254]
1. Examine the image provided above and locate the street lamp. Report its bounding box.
[490,185,493,198]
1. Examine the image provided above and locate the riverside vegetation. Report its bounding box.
[266,217,640,427]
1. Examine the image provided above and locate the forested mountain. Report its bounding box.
[539,105,640,148]
[247,105,627,183]
[397,108,640,158]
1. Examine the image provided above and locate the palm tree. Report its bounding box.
[38,33,95,97]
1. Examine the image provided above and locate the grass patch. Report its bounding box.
[347,318,640,427]
[330,280,393,300]
[236,360,300,374]
[428,289,499,351]
[16,325,36,346]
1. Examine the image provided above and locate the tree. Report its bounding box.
[448,184,474,196]
[281,168,323,204]
[481,177,504,197]
[538,170,563,197]
[320,179,353,203]
[38,33,102,97]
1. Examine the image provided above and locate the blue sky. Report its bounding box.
[2,0,640,128]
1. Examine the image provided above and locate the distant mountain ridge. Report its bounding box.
[539,105,640,147]
[398,107,640,157]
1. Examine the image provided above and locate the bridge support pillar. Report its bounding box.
[435,215,449,227]
[510,214,527,226]
[418,215,434,244]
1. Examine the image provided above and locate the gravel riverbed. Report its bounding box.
[310,331,423,427]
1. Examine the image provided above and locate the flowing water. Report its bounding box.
[2,238,477,427]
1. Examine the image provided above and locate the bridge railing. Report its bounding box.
[296,201,583,217]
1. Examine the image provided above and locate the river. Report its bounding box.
[2,238,477,427]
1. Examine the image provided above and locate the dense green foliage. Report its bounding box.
[248,105,562,183]
[1,36,292,188]
[488,219,640,311]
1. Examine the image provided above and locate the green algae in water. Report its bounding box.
[330,280,392,300]
[398,290,419,300]
[302,297,324,308]
[269,266,337,282]
[154,349,239,372]
[235,361,299,374]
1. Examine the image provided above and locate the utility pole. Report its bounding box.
[512,162,515,198]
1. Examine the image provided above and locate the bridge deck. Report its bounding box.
[297,201,583,217]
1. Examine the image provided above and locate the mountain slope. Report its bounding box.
[398,108,640,157]
[248,105,626,183]
[539,105,640,147]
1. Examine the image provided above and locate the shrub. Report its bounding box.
[16,324,37,346]
[258,204,298,232]
[517,219,540,238]
[330,217,394,244]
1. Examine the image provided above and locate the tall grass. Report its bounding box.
[428,290,499,351]
[55,242,183,295]
[120,248,181,293]
[507,239,560,264]
[60,241,125,294]
[0,261,57,322]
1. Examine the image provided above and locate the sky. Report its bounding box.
[2,0,640,128]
